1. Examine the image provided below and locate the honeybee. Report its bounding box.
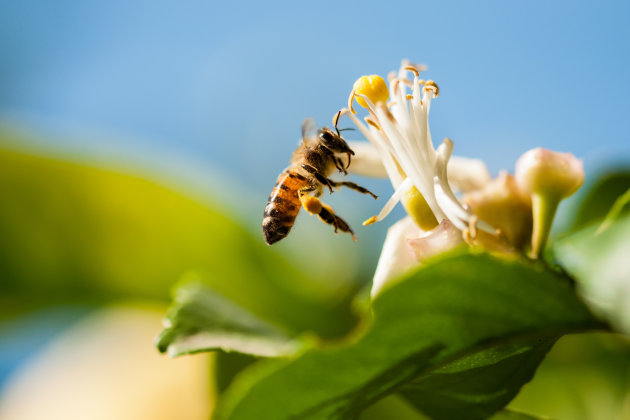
[263,114,377,245]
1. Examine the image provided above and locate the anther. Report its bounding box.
[403,65,420,77]
[365,117,381,130]
[363,216,377,226]
[423,80,439,98]
[391,79,400,95]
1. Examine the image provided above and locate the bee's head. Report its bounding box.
[318,127,355,157]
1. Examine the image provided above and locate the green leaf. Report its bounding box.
[553,209,630,334]
[156,279,299,357]
[215,252,601,420]
[509,333,630,420]
[490,409,551,419]
[0,144,357,337]
[570,170,630,230]
[595,188,630,233]
[398,337,556,419]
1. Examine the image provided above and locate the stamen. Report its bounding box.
[373,102,444,221]
[434,138,497,234]
[402,61,428,74]
[376,101,396,123]
[340,108,402,185]
[435,139,471,220]
[363,178,413,225]
[423,80,439,98]
[405,94,413,100]
[348,90,357,114]
[354,93,380,117]
[464,215,479,242]
[365,117,380,130]
[391,79,400,95]
[403,65,420,77]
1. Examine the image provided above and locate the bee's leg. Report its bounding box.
[335,157,348,174]
[328,180,379,200]
[301,164,334,194]
[298,190,357,241]
[318,145,347,174]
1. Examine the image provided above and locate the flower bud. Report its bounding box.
[515,148,584,199]
[515,148,584,258]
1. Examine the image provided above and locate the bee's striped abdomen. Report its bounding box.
[262,170,306,245]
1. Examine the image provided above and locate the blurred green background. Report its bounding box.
[1,1,630,419]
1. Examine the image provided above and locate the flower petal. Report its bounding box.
[344,141,491,194]
[447,156,491,193]
[371,217,422,298]
[407,219,464,262]
[339,141,389,178]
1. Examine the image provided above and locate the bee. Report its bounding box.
[263,113,377,245]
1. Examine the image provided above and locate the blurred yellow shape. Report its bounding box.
[0,303,212,420]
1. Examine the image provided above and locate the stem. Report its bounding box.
[530,193,560,259]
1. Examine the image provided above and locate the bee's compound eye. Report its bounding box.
[319,131,334,142]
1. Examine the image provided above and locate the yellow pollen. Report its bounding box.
[362,216,377,226]
[405,94,413,100]
[351,75,389,111]
[365,117,380,130]
[423,80,440,98]
[403,65,420,77]
[302,195,322,214]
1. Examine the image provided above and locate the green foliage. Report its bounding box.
[397,337,556,419]
[553,193,630,334]
[163,252,599,419]
[0,146,249,301]
[509,333,630,420]
[8,137,626,419]
[0,145,356,337]
[156,280,298,357]
[151,167,630,419]
[570,171,630,230]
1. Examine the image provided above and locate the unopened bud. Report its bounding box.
[515,148,584,199]
[515,148,584,258]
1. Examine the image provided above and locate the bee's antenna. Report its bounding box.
[333,111,342,136]
[337,128,355,132]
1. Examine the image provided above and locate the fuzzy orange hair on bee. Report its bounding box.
[262,114,377,245]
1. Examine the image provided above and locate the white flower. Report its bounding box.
[338,63,496,235]
[334,61,578,296]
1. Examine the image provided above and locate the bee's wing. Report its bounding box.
[301,118,317,144]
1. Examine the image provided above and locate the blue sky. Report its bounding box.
[1,0,629,388]
[1,0,629,194]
